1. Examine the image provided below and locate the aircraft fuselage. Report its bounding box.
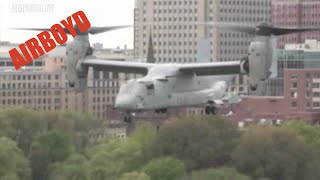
[114,65,233,111]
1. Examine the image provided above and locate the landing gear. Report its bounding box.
[205,105,216,115]
[123,112,133,123]
[250,85,257,91]
[124,115,132,123]
[155,108,167,114]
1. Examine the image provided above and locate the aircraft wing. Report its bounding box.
[179,61,241,76]
[81,59,154,74]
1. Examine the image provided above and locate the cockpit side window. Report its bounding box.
[146,84,154,90]
[146,83,155,96]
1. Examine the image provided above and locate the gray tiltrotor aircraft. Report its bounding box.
[17,23,320,122]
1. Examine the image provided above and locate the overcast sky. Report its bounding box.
[0,0,134,49]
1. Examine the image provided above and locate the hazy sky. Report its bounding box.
[0,0,134,48]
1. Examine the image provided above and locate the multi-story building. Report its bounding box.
[0,43,44,69]
[0,43,133,122]
[272,0,320,49]
[134,0,272,94]
[264,39,320,96]
[229,39,320,123]
[231,69,320,123]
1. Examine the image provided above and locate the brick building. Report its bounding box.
[0,44,132,121]
[272,0,320,49]
[231,69,320,123]
[230,40,320,123]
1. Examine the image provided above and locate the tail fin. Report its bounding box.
[196,37,211,63]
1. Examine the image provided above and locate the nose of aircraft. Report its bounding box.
[114,95,136,110]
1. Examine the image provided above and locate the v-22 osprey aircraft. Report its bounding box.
[17,22,320,122]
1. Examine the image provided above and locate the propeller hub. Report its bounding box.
[73,25,89,35]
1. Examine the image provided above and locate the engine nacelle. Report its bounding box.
[242,40,273,91]
[66,37,90,91]
[240,56,249,74]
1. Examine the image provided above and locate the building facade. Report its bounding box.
[272,0,320,49]
[230,69,320,123]
[0,44,133,122]
[230,39,320,123]
[134,0,272,94]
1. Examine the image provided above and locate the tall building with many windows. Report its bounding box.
[272,0,320,49]
[0,44,133,121]
[134,0,272,94]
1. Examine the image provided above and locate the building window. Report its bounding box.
[291,82,298,89]
[307,102,311,108]
[313,92,320,97]
[306,73,311,78]
[313,83,320,88]
[306,91,311,98]
[291,91,298,98]
[314,72,320,78]
[306,82,311,88]
[313,102,320,108]
[291,101,297,109]
[291,74,298,79]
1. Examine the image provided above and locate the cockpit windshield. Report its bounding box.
[119,80,148,96]
[119,80,156,97]
[119,80,135,94]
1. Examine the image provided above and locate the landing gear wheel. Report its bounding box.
[124,115,132,123]
[160,109,167,113]
[205,106,211,115]
[155,109,167,114]
[205,106,216,115]
[250,85,257,91]
[211,106,216,115]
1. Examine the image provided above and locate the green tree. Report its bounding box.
[119,171,150,180]
[232,126,320,180]
[284,121,320,154]
[87,138,144,180]
[0,108,99,155]
[44,110,102,153]
[189,167,251,180]
[29,130,72,180]
[0,108,46,155]
[143,157,185,180]
[150,116,240,169]
[0,137,30,180]
[49,154,88,180]
[131,122,156,162]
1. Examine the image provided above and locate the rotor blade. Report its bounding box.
[88,25,131,35]
[11,25,132,35]
[10,28,52,31]
[11,27,73,34]
[197,22,257,34]
[215,23,257,34]
[268,27,320,36]
[199,22,320,36]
